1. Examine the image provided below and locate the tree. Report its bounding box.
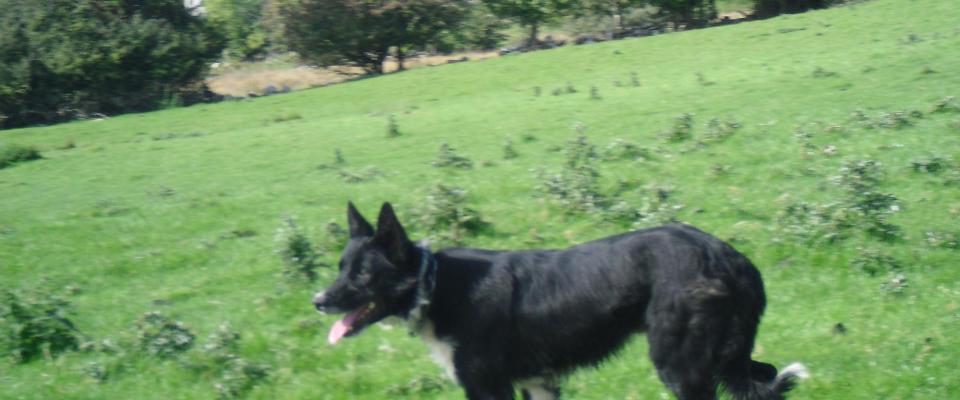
[280,0,469,74]
[205,0,272,60]
[580,0,648,33]
[480,0,576,47]
[0,0,224,129]
[648,0,716,28]
[752,0,833,18]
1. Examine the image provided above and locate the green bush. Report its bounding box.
[414,184,486,245]
[134,311,195,358]
[0,144,42,169]
[275,216,326,282]
[0,285,81,363]
[0,0,224,129]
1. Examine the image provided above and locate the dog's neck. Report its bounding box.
[406,247,437,335]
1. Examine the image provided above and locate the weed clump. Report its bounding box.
[338,166,383,183]
[930,96,959,113]
[703,118,742,142]
[836,159,901,241]
[776,201,854,245]
[502,137,518,159]
[0,143,42,169]
[275,216,326,282]
[134,311,195,358]
[851,247,902,278]
[414,184,486,245]
[431,142,473,169]
[910,155,951,174]
[602,138,648,161]
[202,323,270,399]
[0,285,80,363]
[387,114,401,137]
[533,135,605,213]
[664,114,694,142]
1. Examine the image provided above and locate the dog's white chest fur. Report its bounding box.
[419,322,458,383]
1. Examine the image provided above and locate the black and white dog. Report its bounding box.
[313,202,807,400]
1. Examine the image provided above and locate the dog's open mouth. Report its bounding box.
[327,302,387,345]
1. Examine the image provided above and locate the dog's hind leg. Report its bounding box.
[646,294,726,400]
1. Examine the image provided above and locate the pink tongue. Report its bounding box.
[328,306,367,345]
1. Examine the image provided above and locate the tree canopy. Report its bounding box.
[280,0,469,74]
[0,0,223,129]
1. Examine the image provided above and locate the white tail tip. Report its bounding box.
[780,362,810,380]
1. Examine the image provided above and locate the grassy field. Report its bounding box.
[2,0,960,398]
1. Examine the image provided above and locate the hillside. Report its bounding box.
[1,0,959,398]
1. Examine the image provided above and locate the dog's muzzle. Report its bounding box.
[313,291,328,312]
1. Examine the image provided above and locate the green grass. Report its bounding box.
[2,0,960,398]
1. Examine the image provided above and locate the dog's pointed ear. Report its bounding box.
[347,202,374,238]
[375,202,414,264]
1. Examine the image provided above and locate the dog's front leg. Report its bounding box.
[455,355,515,399]
[460,378,515,400]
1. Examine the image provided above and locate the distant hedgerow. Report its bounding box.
[0,284,80,363]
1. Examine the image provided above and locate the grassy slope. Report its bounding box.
[2,0,959,398]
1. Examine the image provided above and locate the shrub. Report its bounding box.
[910,155,951,173]
[201,322,269,399]
[275,216,325,282]
[215,356,270,399]
[776,201,854,245]
[387,115,401,138]
[703,118,741,142]
[0,285,81,363]
[431,142,473,169]
[414,184,486,245]
[851,248,902,276]
[836,159,901,241]
[664,113,694,142]
[0,144,42,169]
[338,166,383,183]
[602,138,648,161]
[502,137,519,160]
[533,135,606,213]
[930,96,959,114]
[134,311,195,358]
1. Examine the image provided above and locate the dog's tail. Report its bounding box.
[722,359,809,400]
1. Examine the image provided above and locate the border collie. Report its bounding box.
[313,202,807,400]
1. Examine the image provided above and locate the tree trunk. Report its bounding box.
[397,47,406,71]
[526,22,539,48]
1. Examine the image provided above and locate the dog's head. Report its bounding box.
[313,202,421,345]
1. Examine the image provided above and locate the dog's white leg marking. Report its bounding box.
[522,385,557,400]
[420,322,458,383]
[519,378,558,400]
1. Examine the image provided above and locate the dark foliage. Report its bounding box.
[0,144,42,169]
[0,0,224,129]
[0,285,81,363]
[281,0,470,74]
[753,0,835,19]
